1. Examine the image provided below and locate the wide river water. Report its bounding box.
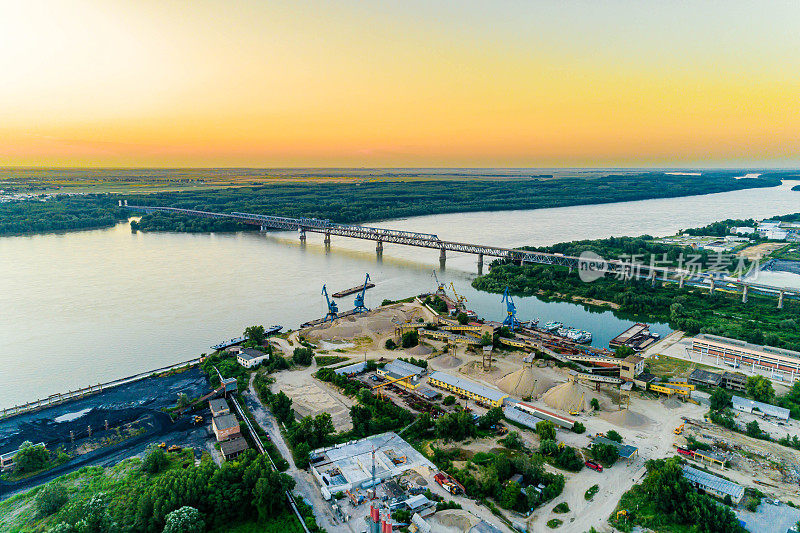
[2,180,799,408]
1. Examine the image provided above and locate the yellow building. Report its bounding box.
[428,371,508,407]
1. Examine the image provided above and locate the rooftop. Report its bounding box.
[239,348,268,361]
[333,361,367,375]
[428,371,508,403]
[689,368,723,385]
[623,355,644,364]
[213,414,240,431]
[694,334,800,361]
[682,465,745,501]
[732,395,790,420]
[220,437,249,456]
[208,398,229,413]
[592,436,638,459]
[384,359,425,377]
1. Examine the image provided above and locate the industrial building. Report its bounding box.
[507,401,575,429]
[427,371,509,407]
[378,359,426,390]
[721,372,747,392]
[620,355,645,381]
[682,465,745,505]
[731,395,790,420]
[334,361,367,376]
[236,348,270,368]
[309,432,436,500]
[209,398,230,418]
[212,413,241,442]
[220,437,249,461]
[690,334,800,382]
[688,368,724,388]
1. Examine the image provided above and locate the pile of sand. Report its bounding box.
[406,344,432,356]
[600,409,654,430]
[542,381,587,412]
[663,397,682,410]
[429,510,477,533]
[435,355,463,369]
[498,367,556,398]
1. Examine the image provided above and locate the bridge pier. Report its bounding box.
[439,248,446,268]
[376,240,383,255]
[778,290,784,309]
[709,278,715,295]
[679,276,685,289]
[477,253,483,275]
[324,232,331,247]
[742,285,748,303]
[299,230,306,243]
[650,270,657,288]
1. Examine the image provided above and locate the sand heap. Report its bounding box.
[600,409,654,430]
[435,354,463,369]
[542,381,588,412]
[405,344,432,356]
[498,367,556,398]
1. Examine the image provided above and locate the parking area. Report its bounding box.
[735,500,800,533]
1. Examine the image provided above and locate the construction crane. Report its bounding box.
[569,391,585,416]
[432,270,446,295]
[501,286,521,331]
[371,373,415,400]
[449,282,467,308]
[322,284,339,322]
[353,273,371,313]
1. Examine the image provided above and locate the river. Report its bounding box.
[1,180,799,408]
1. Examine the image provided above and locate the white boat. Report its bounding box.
[544,321,563,331]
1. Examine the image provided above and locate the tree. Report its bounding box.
[746,420,765,439]
[572,422,586,434]
[457,312,469,325]
[540,439,558,456]
[590,398,600,411]
[480,333,493,346]
[73,494,116,533]
[746,375,775,403]
[253,470,295,521]
[163,506,204,533]
[294,442,311,469]
[270,391,295,426]
[292,347,314,366]
[500,482,522,510]
[478,407,503,430]
[245,325,266,345]
[401,330,419,348]
[615,346,635,358]
[591,443,618,465]
[350,404,373,437]
[435,411,476,441]
[176,393,190,408]
[141,445,169,474]
[536,420,556,442]
[313,412,335,446]
[384,339,397,350]
[442,395,456,406]
[710,388,732,411]
[35,482,68,516]
[606,430,623,443]
[14,441,50,474]
[500,431,523,450]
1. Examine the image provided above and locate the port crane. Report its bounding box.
[322,284,339,322]
[353,273,371,313]
[432,270,446,295]
[449,282,467,308]
[501,286,521,331]
[371,373,415,400]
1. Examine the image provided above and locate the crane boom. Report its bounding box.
[322,284,339,321]
[353,273,371,313]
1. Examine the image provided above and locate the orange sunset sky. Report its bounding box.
[1,1,799,168]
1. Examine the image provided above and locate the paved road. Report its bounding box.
[243,374,342,532]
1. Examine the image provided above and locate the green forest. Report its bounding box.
[473,262,800,351]
[1,171,785,235]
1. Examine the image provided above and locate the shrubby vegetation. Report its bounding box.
[612,457,744,533]
[0,195,129,235]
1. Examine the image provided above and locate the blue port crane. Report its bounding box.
[501,286,521,331]
[353,273,371,313]
[322,284,339,321]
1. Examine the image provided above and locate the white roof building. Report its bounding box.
[237,348,269,368]
[731,395,790,420]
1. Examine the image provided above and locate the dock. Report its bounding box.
[211,325,282,351]
[609,323,658,351]
[332,283,375,298]
[300,309,361,328]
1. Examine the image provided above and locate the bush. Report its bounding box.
[141,445,169,474]
[553,502,570,513]
[292,347,314,366]
[14,441,50,474]
[590,398,600,411]
[401,330,419,348]
[35,483,68,516]
[606,430,623,443]
[384,339,397,350]
[436,500,462,511]
[584,484,599,500]
[547,518,562,528]
[163,506,204,533]
[572,422,585,434]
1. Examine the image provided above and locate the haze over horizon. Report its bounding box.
[1,1,799,168]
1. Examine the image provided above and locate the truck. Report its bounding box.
[434,472,463,495]
[584,460,603,472]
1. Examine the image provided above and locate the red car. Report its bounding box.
[585,460,603,472]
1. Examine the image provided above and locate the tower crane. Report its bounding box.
[322,284,339,322]
[449,282,467,308]
[501,286,521,331]
[353,273,371,313]
[432,270,446,295]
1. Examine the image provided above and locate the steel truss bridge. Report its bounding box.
[127,205,797,305]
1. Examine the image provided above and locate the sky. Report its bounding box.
[0,1,799,168]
